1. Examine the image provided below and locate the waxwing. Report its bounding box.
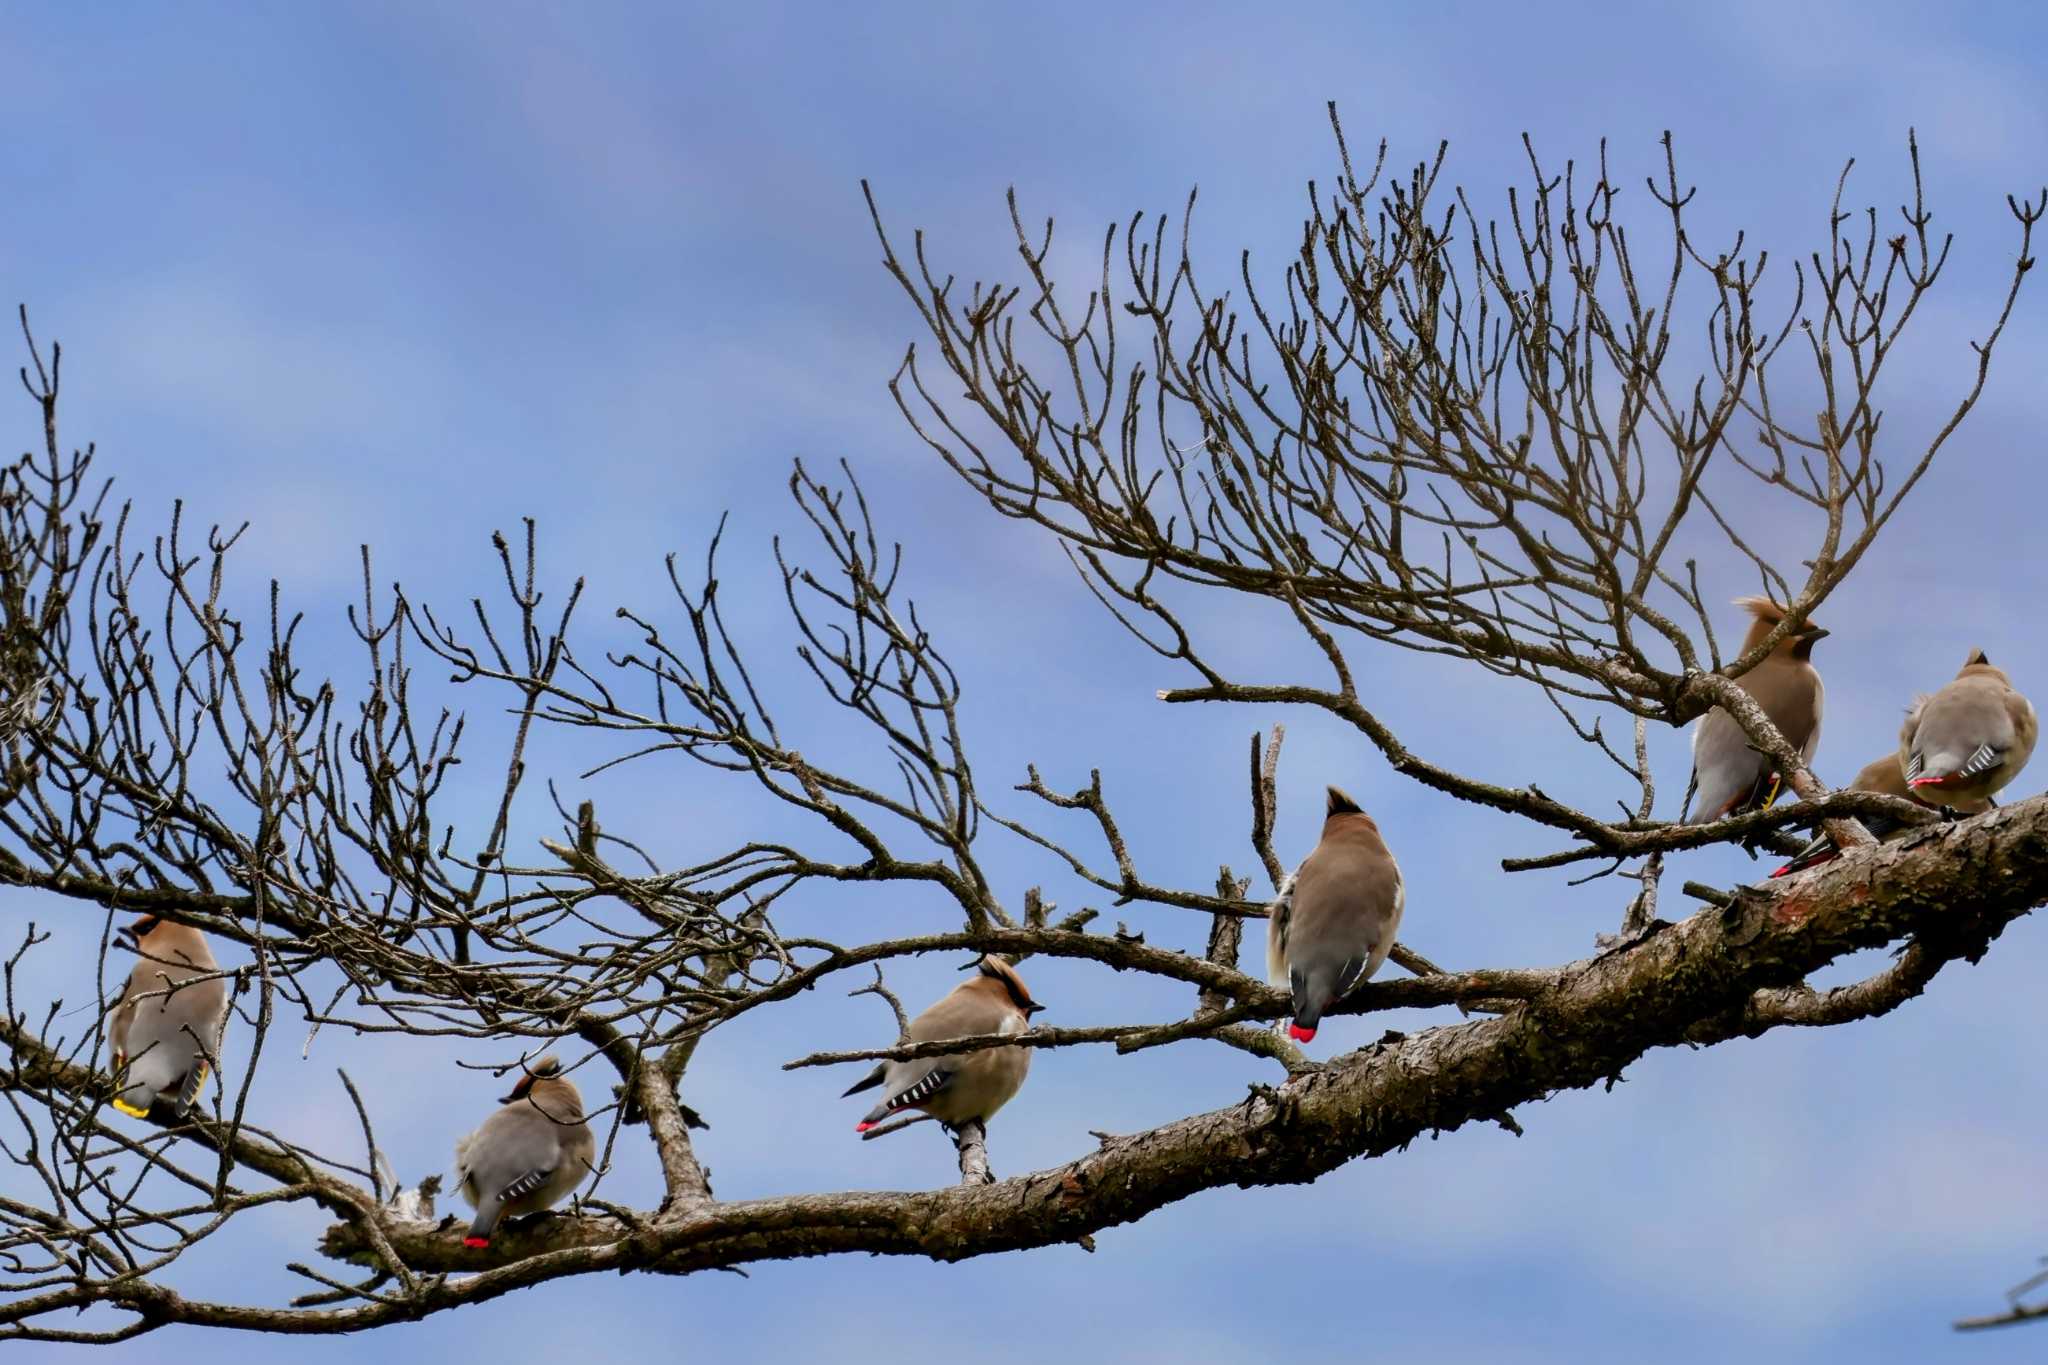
[843,955,1042,1133]
[1683,597,1827,824]
[1266,786,1405,1043]
[1899,649,2037,809]
[454,1055,595,1248]
[1768,752,1983,878]
[106,915,229,1119]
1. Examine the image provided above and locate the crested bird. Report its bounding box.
[843,955,1042,1135]
[1266,786,1405,1044]
[1899,648,2037,810]
[1683,596,1828,824]
[454,1054,595,1249]
[106,915,229,1119]
[1769,751,1977,878]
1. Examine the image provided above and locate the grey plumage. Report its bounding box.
[1266,786,1404,1043]
[1769,751,1974,878]
[106,916,229,1120]
[1682,597,1828,824]
[847,956,1042,1133]
[453,1055,594,1248]
[1899,649,2037,808]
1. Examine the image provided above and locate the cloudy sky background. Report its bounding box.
[5,3,2048,1360]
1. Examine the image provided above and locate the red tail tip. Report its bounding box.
[854,1121,875,1133]
[463,1236,489,1249]
[1288,1023,1316,1043]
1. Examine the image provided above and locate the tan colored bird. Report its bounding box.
[1266,786,1405,1043]
[106,915,229,1119]
[1769,752,1983,878]
[843,956,1042,1134]
[1899,649,2037,809]
[454,1054,595,1249]
[1682,597,1828,823]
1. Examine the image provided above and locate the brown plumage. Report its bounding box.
[843,955,1042,1133]
[1682,597,1828,824]
[454,1055,595,1249]
[1899,649,2037,808]
[106,915,229,1119]
[1769,752,1980,878]
[1265,786,1404,1043]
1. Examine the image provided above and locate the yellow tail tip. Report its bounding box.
[109,1096,150,1118]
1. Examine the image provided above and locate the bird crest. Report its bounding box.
[500,1054,563,1104]
[971,955,1044,1016]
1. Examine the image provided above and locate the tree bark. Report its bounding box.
[312,798,2048,1298]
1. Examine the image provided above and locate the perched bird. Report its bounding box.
[843,955,1042,1134]
[1266,786,1405,1044]
[454,1055,595,1249]
[1900,649,2038,809]
[1682,597,1828,824]
[1768,752,1979,878]
[106,915,229,1119]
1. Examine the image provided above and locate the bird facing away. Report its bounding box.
[1682,597,1828,824]
[843,955,1042,1134]
[1899,649,2038,809]
[1266,786,1405,1044]
[106,915,229,1119]
[1769,751,1981,878]
[454,1055,595,1249]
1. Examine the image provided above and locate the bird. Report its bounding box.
[1768,752,1977,878]
[1682,596,1828,824]
[1266,785,1405,1044]
[454,1054,595,1249]
[1899,649,2037,810]
[843,955,1042,1135]
[106,915,229,1119]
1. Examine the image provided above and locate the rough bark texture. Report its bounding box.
[5,130,2043,1341]
[300,800,2045,1312]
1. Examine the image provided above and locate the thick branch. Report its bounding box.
[312,796,2048,1308]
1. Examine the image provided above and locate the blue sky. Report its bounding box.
[5,2,2048,1360]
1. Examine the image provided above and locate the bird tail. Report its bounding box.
[465,1198,502,1249]
[1287,969,1326,1043]
[1771,834,1837,879]
[1772,813,1907,879]
[107,1053,152,1117]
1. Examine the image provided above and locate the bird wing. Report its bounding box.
[1264,871,1297,988]
[841,1063,888,1098]
[1909,684,2017,782]
[493,1163,561,1206]
[1686,708,1766,822]
[882,1061,956,1113]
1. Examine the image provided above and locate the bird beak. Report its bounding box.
[1802,627,1830,641]
[1025,1002,1047,1016]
